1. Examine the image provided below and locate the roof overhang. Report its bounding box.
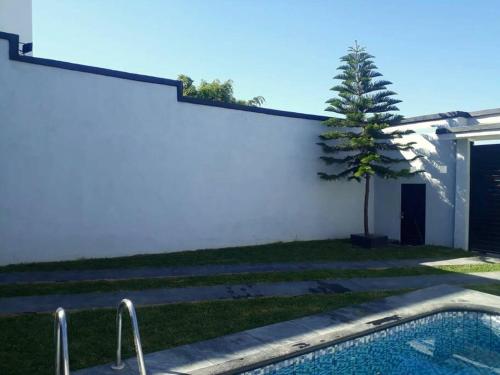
[436,123,500,140]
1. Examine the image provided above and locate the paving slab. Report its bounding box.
[1,271,499,315]
[73,285,500,375]
[1,256,498,284]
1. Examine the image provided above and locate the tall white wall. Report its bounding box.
[0,0,32,45]
[0,39,366,265]
[374,113,500,248]
[373,124,457,247]
[453,139,471,249]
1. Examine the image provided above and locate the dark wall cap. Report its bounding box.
[2,31,498,126]
[436,123,500,135]
[398,107,500,126]
[468,108,500,118]
[398,111,471,125]
[0,31,327,122]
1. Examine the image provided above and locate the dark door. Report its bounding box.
[400,184,426,245]
[469,144,500,253]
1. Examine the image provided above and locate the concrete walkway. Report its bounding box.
[1,256,498,284]
[1,271,499,315]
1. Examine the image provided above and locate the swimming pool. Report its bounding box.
[242,310,500,375]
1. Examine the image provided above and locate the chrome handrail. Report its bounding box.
[111,299,147,375]
[54,307,70,375]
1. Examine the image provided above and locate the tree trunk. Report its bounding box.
[364,175,370,236]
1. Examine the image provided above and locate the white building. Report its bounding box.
[374,110,500,251]
[0,2,499,264]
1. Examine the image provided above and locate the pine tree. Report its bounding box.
[318,42,422,237]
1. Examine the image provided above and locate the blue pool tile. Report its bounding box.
[242,311,500,375]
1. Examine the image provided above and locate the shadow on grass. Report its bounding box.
[0,261,498,299]
[0,239,471,273]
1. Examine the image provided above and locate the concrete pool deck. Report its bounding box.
[1,271,500,314]
[73,285,500,375]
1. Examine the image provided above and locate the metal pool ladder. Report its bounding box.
[54,307,70,375]
[111,299,147,375]
[53,299,147,375]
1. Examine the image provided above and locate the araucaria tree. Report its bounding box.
[318,42,422,237]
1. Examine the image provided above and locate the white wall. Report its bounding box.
[374,113,500,248]
[374,124,457,247]
[0,39,366,264]
[0,0,32,45]
[453,139,470,249]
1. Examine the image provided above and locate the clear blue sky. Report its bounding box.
[33,0,500,117]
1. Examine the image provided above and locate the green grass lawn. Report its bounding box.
[0,239,470,273]
[0,291,396,375]
[468,283,500,295]
[2,263,499,298]
[0,239,489,375]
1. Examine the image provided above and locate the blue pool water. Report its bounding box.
[244,311,500,375]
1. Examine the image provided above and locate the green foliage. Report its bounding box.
[178,74,265,107]
[177,74,197,96]
[318,42,422,182]
[318,42,423,235]
[245,95,266,106]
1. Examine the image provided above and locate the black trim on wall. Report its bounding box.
[0,31,328,121]
[3,31,498,125]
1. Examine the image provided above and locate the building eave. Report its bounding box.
[436,123,500,140]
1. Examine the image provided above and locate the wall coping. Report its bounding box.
[0,31,327,121]
[2,31,498,126]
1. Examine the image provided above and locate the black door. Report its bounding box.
[400,184,426,245]
[469,144,500,253]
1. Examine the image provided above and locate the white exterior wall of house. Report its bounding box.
[374,112,500,248]
[0,0,32,47]
[373,120,458,247]
[0,38,370,265]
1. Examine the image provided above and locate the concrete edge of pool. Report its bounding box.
[74,284,500,375]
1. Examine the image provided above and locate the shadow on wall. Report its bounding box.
[417,133,454,208]
[391,116,481,209]
[374,118,475,246]
[380,131,452,207]
[418,117,481,213]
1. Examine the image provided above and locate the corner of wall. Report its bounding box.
[453,139,470,250]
